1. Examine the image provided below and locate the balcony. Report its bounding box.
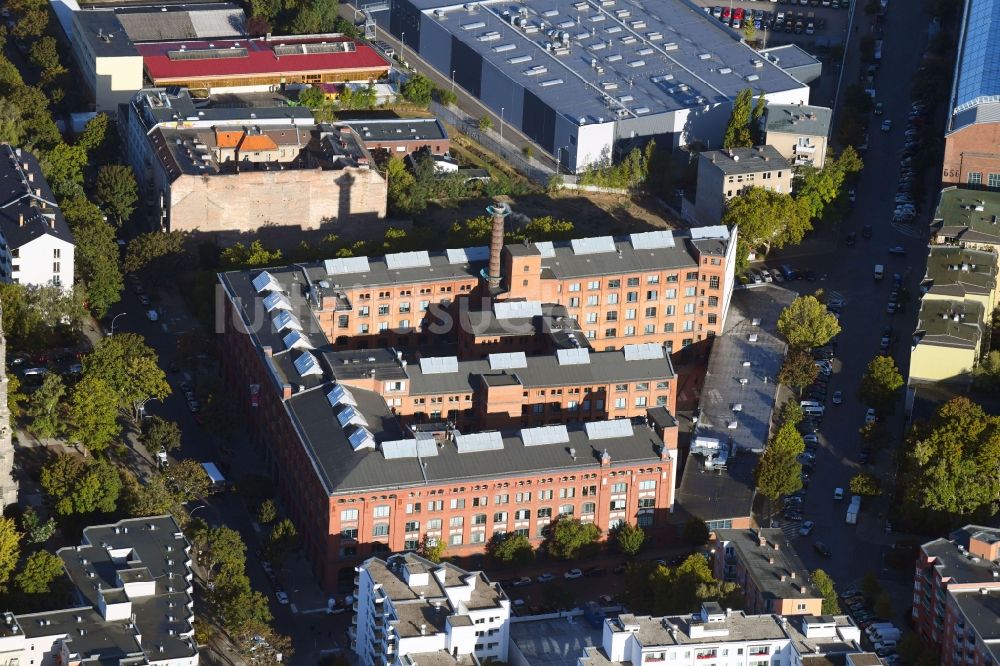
[795,144,816,154]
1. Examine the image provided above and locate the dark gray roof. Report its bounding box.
[699,145,791,176]
[676,445,756,523]
[765,104,832,138]
[130,87,313,131]
[953,589,1000,642]
[405,348,674,395]
[924,246,997,297]
[73,10,140,58]
[0,145,74,250]
[714,528,820,601]
[916,298,983,350]
[340,118,448,143]
[921,526,1000,584]
[509,614,603,666]
[114,3,244,42]
[934,187,1000,247]
[758,44,823,83]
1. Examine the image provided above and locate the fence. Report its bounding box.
[430,101,554,185]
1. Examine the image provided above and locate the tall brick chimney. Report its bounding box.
[484,197,509,290]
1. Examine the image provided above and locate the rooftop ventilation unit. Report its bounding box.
[508,54,533,64]
[745,74,760,81]
[663,42,678,51]
[627,59,645,68]
[540,78,564,86]
[718,67,732,74]
[698,52,711,60]
[493,43,516,52]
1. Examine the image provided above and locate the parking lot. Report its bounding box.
[690,0,852,50]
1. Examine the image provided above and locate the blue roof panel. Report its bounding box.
[955,0,1000,112]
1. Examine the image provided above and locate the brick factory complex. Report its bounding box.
[218,205,735,589]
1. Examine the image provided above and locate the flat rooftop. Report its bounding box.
[700,145,791,176]
[921,525,1000,584]
[132,87,313,129]
[923,246,997,298]
[765,104,832,138]
[934,186,1000,246]
[416,0,806,123]
[953,588,1000,642]
[915,298,983,350]
[339,117,448,144]
[714,528,819,602]
[510,615,602,666]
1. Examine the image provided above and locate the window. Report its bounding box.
[428,500,443,512]
[582,502,596,514]
[516,492,531,503]
[53,262,60,274]
[684,303,696,315]
[340,509,358,522]
[582,485,598,496]
[990,173,1000,189]
[588,280,600,290]
[53,248,61,259]
[471,531,485,544]
[646,290,657,301]
[473,496,487,507]
[559,504,575,515]
[373,505,390,518]
[607,293,619,305]
[473,513,487,525]
[606,311,618,321]
[639,480,656,490]
[514,509,531,520]
[647,275,660,284]
[450,498,466,509]
[449,516,464,528]
[638,513,653,527]
[539,490,553,500]
[709,275,720,289]
[605,328,617,338]
[450,534,463,546]
[665,288,676,299]
[569,283,581,292]
[560,487,576,499]
[683,321,694,332]
[627,277,640,287]
[404,539,419,550]
[694,648,717,660]
[609,499,626,511]
[664,323,675,332]
[969,172,983,185]
[608,279,621,288]
[708,296,719,307]
[614,397,626,409]
[635,396,647,407]
[684,287,697,297]
[626,291,638,303]
[493,511,508,523]
[495,494,509,504]
[708,314,718,325]
[359,306,369,317]
[406,502,421,514]
[638,498,655,508]
[373,523,389,537]
[586,312,598,324]
[405,521,420,532]
[569,297,580,308]
[420,300,430,311]
[612,482,627,493]
[378,322,389,332]
[665,305,675,316]
[748,646,770,656]
[378,304,389,316]
[341,528,358,539]
[399,302,411,313]
[624,308,635,320]
[537,507,552,518]
[427,519,442,530]
[645,307,656,318]
[645,652,666,663]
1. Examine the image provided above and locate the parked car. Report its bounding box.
[880,119,892,132]
[275,591,289,605]
[865,408,877,424]
[537,573,556,583]
[799,520,815,536]
[832,390,843,405]
[834,487,845,500]
[511,577,532,587]
[564,569,583,580]
[585,566,608,577]
[814,541,832,557]
[888,245,906,256]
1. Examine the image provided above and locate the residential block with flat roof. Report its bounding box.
[933,187,1000,251]
[910,297,984,385]
[695,146,792,226]
[762,103,832,169]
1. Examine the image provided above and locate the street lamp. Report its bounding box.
[400,32,405,67]
[500,107,505,143]
[110,312,127,336]
[451,70,456,94]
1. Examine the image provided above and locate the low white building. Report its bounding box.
[0,145,75,289]
[577,604,870,666]
[353,553,511,666]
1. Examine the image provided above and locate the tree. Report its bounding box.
[682,516,710,547]
[722,88,754,149]
[613,522,646,555]
[385,156,417,217]
[164,459,211,503]
[122,469,178,518]
[420,536,446,563]
[722,188,812,266]
[95,165,139,226]
[0,516,20,589]
[27,373,65,439]
[213,570,272,634]
[0,97,24,145]
[194,526,247,579]
[141,415,182,455]
[220,240,284,270]
[28,37,61,74]
[478,115,493,132]
[436,87,457,106]
[67,374,120,453]
[487,532,534,565]
[400,74,434,105]
[266,518,299,563]
[973,350,1000,392]
[778,400,804,427]
[77,113,110,153]
[811,569,841,615]
[778,350,820,395]
[777,295,841,350]
[874,591,893,618]
[861,571,880,603]
[546,517,602,560]
[643,555,741,615]
[11,9,47,39]
[297,86,326,109]
[15,551,65,594]
[849,472,882,497]
[795,147,864,221]
[257,499,278,526]
[124,231,190,284]
[41,142,87,199]
[20,507,56,544]
[755,421,804,500]
[742,19,756,43]
[0,283,84,350]
[40,454,122,516]
[82,333,171,424]
[64,196,123,318]
[903,397,1000,517]
[859,355,904,413]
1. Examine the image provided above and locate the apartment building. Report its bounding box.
[695,146,792,226]
[910,298,984,385]
[762,104,831,169]
[0,145,75,289]
[352,553,510,666]
[922,246,999,314]
[218,225,691,589]
[0,515,197,666]
[913,525,1000,666]
[712,528,823,616]
[932,187,1000,251]
[576,605,864,666]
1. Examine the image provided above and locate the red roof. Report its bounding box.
[137,37,389,82]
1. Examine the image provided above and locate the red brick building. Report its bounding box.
[217,223,733,590]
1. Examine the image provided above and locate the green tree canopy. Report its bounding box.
[40,454,122,516]
[82,333,171,424]
[77,113,110,153]
[63,196,123,318]
[811,569,841,615]
[0,516,21,589]
[614,522,646,555]
[400,74,434,105]
[755,421,805,500]
[67,374,120,453]
[625,555,741,615]
[722,88,754,149]
[257,499,278,526]
[193,525,247,579]
[795,147,864,220]
[41,142,87,199]
[164,459,211,504]
[124,231,191,284]
[20,507,56,545]
[722,187,812,265]
[122,469,178,519]
[777,295,841,350]
[778,400,804,427]
[973,350,1000,392]
[778,350,820,394]
[0,97,25,145]
[849,472,882,497]
[420,536,446,563]
[546,517,602,559]
[140,415,182,456]
[26,373,65,440]
[297,86,326,109]
[16,551,65,595]
[386,156,418,217]
[219,240,284,270]
[266,518,299,563]
[859,355,904,413]
[903,397,1000,518]
[95,165,139,226]
[487,532,534,564]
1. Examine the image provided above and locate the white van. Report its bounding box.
[800,400,823,409]
[874,264,884,280]
[803,406,825,417]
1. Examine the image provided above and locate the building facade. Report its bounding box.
[762,104,831,169]
[339,118,450,157]
[0,145,75,289]
[712,529,823,617]
[695,147,792,226]
[352,553,510,666]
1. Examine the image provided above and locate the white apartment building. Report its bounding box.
[0,145,75,290]
[578,603,871,666]
[352,553,511,666]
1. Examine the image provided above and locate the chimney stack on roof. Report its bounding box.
[17,213,23,227]
[484,197,509,290]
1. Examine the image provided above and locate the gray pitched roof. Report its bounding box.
[0,145,74,250]
[699,145,791,176]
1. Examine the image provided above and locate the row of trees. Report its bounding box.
[487,519,646,565]
[245,0,354,37]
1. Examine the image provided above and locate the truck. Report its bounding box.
[846,495,861,524]
[874,264,884,280]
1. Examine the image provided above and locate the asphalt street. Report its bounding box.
[753,0,934,611]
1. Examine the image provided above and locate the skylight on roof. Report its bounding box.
[337,405,369,428]
[419,356,459,374]
[293,351,323,377]
[385,251,431,270]
[570,236,616,255]
[283,329,313,350]
[446,246,490,264]
[263,291,292,313]
[520,425,570,446]
[348,426,376,451]
[494,301,542,320]
[455,431,504,453]
[327,383,357,407]
[623,343,664,361]
[252,270,282,293]
[585,419,633,440]
[556,348,590,365]
[488,352,527,370]
[325,256,370,276]
[272,310,302,332]
[630,230,675,250]
[381,438,439,459]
